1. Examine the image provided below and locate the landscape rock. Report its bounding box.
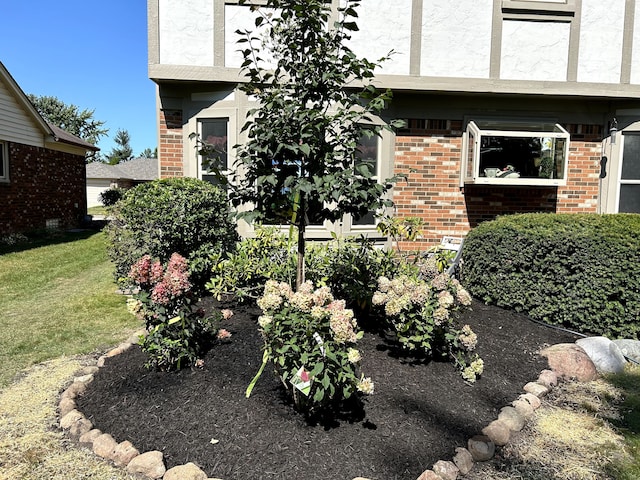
[69,417,93,439]
[511,398,535,420]
[537,369,558,388]
[58,397,76,417]
[576,336,627,374]
[523,382,549,397]
[163,462,208,480]
[519,392,541,409]
[60,409,84,429]
[613,339,640,363]
[61,381,87,399]
[96,355,107,367]
[432,459,459,480]
[113,440,140,467]
[452,447,474,475]
[467,435,495,461]
[74,373,94,385]
[482,419,511,446]
[498,406,525,432]
[416,470,440,480]
[92,433,118,460]
[78,365,100,376]
[78,428,103,448]
[126,450,166,479]
[540,343,598,381]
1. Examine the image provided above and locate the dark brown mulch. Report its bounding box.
[77,299,580,480]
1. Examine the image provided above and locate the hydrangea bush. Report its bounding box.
[247,280,374,414]
[127,253,227,371]
[372,273,483,382]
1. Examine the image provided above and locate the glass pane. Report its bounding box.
[466,131,475,178]
[479,135,565,179]
[619,184,640,213]
[621,135,640,180]
[353,210,376,226]
[355,133,378,176]
[201,119,228,172]
[0,144,4,178]
[475,120,560,133]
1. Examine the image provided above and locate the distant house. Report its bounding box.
[148,1,640,248]
[0,61,98,236]
[86,157,158,207]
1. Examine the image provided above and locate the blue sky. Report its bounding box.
[0,1,156,157]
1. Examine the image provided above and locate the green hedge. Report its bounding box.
[461,213,640,338]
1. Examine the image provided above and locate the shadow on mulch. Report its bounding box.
[77,299,580,480]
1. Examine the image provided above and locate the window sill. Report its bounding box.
[464,177,566,187]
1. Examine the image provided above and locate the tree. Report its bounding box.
[197,0,404,288]
[27,94,108,162]
[139,147,158,159]
[107,128,134,164]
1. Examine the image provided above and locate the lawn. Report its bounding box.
[0,231,140,387]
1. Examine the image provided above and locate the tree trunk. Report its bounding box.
[296,195,306,290]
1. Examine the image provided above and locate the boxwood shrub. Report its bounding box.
[461,213,640,338]
[105,177,238,290]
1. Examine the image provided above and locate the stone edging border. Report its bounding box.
[57,337,594,480]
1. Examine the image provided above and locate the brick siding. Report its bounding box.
[393,120,602,250]
[159,109,184,178]
[0,142,87,235]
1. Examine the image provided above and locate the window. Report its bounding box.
[0,142,8,182]
[351,131,380,227]
[502,0,576,15]
[618,133,640,213]
[462,120,570,186]
[199,119,228,187]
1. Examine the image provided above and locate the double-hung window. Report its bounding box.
[198,119,229,187]
[0,141,8,183]
[350,131,381,228]
[462,120,570,186]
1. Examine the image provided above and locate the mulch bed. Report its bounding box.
[77,298,580,480]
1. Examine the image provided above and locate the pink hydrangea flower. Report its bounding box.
[221,309,234,320]
[217,328,232,340]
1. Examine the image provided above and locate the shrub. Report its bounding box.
[371,273,481,382]
[127,253,229,370]
[247,280,373,416]
[461,213,640,338]
[207,226,296,302]
[105,178,238,290]
[98,187,126,207]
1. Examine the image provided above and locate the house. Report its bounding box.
[0,61,98,235]
[147,0,640,248]
[86,157,158,207]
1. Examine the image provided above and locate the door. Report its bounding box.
[618,133,640,213]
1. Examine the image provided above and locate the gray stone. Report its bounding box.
[523,382,549,397]
[576,336,627,374]
[78,428,103,448]
[540,343,598,381]
[433,460,459,480]
[126,450,166,479]
[613,339,640,363]
[498,406,525,432]
[537,369,558,389]
[92,433,118,460]
[482,420,511,446]
[511,398,535,420]
[74,373,94,384]
[416,470,440,480]
[163,462,208,480]
[113,440,140,467]
[467,435,495,461]
[453,447,474,475]
[61,381,87,400]
[60,409,84,429]
[519,393,542,409]
[58,397,76,417]
[69,417,93,439]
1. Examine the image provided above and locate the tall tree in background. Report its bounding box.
[140,147,158,159]
[28,94,108,162]
[107,128,134,164]
[198,0,403,288]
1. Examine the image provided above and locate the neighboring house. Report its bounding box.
[147,0,640,247]
[0,61,98,236]
[86,157,158,207]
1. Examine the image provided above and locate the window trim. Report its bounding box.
[197,117,230,187]
[0,141,8,183]
[461,119,570,187]
[502,0,576,16]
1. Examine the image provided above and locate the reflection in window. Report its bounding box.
[353,131,380,226]
[200,119,228,187]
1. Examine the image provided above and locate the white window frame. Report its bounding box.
[0,141,8,183]
[615,132,640,213]
[461,120,570,187]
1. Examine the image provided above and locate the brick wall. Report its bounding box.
[159,109,184,178]
[0,142,87,235]
[393,120,602,250]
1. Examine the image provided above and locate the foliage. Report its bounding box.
[247,280,372,415]
[127,253,227,370]
[207,225,296,302]
[107,128,133,164]
[139,147,158,158]
[196,0,404,287]
[98,187,125,207]
[372,273,482,382]
[461,213,640,338]
[27,94,108,161]
[104,178,238,291]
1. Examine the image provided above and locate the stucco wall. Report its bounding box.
[159,0,214,66]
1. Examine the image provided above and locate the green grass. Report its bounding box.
[0,231,140,387]
[87,205,108,216]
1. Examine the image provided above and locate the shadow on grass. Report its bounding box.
[0,228,102,255]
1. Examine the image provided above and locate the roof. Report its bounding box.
[86,157,158,181]
[0,61,98,153]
